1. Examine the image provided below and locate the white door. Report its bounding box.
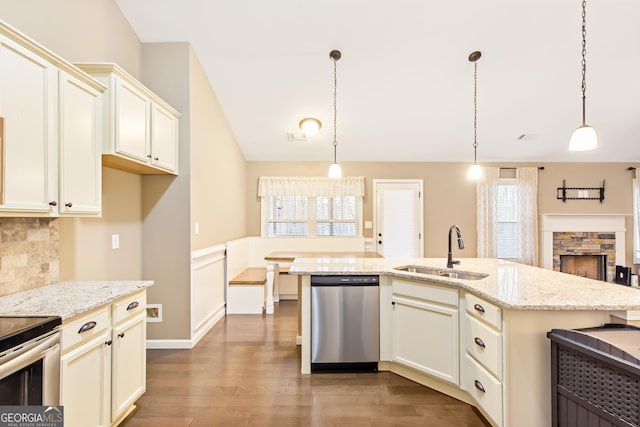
[374,179,423,257]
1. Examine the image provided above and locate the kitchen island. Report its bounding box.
[290,257,640,427]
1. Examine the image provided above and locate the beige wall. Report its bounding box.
[188,47,248,249]
[247,161,640,266]
[0,0,142,78]
[60,167,142,280]
[140,43,247,340]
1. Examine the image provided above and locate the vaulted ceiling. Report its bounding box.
[116,0,640,164]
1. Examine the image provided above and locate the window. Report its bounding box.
[496,180,518,259]
[258,176,364,238]
[476,167,538,265]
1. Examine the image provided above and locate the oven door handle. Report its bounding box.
[0,332,60,380]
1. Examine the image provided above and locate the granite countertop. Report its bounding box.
[289,257,640,311]
[0,280,154,320]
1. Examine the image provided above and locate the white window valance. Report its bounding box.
[258,176,365,197]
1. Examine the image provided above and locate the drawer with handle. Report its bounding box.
[465,292,502,331]
[61,307,110,352]
[113,291,146,325]
[464,352,503,427]
[465,313,503,379]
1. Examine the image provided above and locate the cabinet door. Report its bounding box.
[60,331,111,427]
[114,77,150,164]
[150,102,178,173]
[58,71,102,216]
[392,295,459,384]
[0,35,57,214]
[112,313,146,422]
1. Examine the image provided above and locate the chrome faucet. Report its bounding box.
[447,225,465,268]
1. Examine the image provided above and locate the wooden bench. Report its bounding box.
[226,267,267,314]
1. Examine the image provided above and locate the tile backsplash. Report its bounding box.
[0,218,59,296]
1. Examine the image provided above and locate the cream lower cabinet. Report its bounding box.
[391,279,459,385]
[462,292,504,426]
[60,291,147,427]
[111,305,146,425]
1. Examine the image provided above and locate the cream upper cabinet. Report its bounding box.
[0,31,57,214]
[150,102,179,172]
[114,77,151,164]
[0,21,104,217]
[75,63,180,175]
[58,71,102,215]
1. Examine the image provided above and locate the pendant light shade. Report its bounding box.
[328,163,342,178]
[569,124,598,151]
[467,50,483,180]
[569,0,597,151]
[467,164,483,180]
[328,49,342,178]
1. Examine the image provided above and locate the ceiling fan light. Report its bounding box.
[328,162,342,178]
[569,125,598,151]
[467,164,483,180]
[299,117,321,135]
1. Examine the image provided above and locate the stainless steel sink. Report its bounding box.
[436,271,488,280]
[393,265,443,275]
[393,265,488,281]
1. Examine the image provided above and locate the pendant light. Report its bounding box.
[467,51,483,180]
[328,49,342,178]
[569,0,598,151]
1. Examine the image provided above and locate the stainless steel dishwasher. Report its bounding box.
[311,275,379,372]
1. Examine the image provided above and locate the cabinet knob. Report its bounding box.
[65,202,73,208]
[126,301,139,311]
[49,201,57,207]
[391,301,396,306]
[105,340,113,346]
[378,240,382,245]
[474,380,486,393]
[154,157,159,161]
[474,337,486,348]
[146,154,152,158]
[118,332,125,338]
[78,321,97,334]
[473,303,485,314]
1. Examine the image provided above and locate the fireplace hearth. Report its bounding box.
[560,254,607,281]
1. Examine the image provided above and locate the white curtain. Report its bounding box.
[476,167,500,258]
[516,167,539,266]
[257,176,365,197]
[476,167,539,266]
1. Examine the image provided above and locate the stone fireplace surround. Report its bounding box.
[541,214,626,277]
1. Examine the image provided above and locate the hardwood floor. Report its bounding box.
[121,301,490,427]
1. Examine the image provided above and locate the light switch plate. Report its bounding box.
[112,234,120,249]
[365,221,373,229]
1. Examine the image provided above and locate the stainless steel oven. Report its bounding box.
[0,316,62,406]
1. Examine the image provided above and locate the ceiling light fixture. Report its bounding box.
[467,50,483,180]
[328,49,342,178]
[299,117,321,135]
[569,0,598,151]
